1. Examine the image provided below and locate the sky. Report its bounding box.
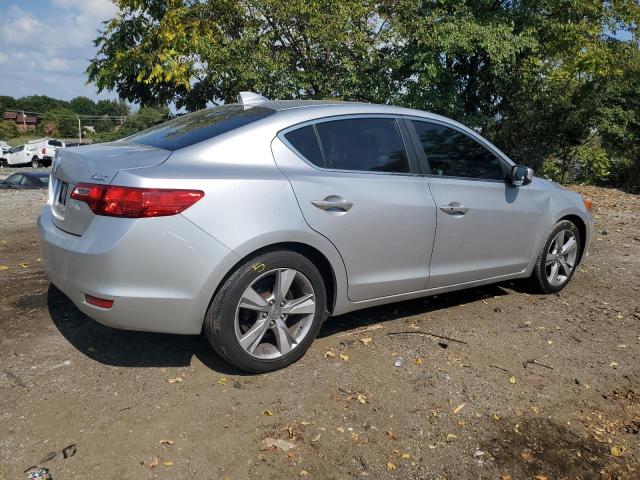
[0,0,118,101]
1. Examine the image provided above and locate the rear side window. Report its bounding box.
[285,118,410,173]
[128,105,276,151]
[48,140,63,147]
[284,126,324,167]
[411,120,506,180]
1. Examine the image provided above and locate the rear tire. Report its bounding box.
[531,220,581,293]
[0,159,7,168]
[204,250,327,373]
[31,157,42,168]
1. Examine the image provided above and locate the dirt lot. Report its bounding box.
[1,184,639,480]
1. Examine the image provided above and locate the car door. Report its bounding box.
[406,118,544,288]
[272,116,437,302]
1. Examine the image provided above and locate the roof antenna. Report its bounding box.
[237,91,269,106]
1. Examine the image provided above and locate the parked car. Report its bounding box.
[0,144,39,167]
[27,138,65,167]
[0,172,50,189]
[38,92,593,372]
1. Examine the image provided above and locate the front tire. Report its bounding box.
[531,220,581,293]
[204,250,327,373]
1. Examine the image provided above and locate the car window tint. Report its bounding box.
[314,118,409,173]
[411,120,505,180]
[127,105,276,151]
[284,125,324,167]
[6,175,21,185]
[20,176,35,186]
[13,146,23,153]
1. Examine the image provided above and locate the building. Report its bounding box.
[2,111,38,132]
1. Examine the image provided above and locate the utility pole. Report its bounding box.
[74,114,82,144]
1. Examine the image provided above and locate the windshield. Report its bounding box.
[127,105,276,151]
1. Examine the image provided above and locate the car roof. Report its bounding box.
[24,172,49,178]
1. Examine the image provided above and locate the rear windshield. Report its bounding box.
[127,105,276,151]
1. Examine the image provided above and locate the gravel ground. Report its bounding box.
[0,185,638,479]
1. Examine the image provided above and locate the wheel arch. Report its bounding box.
[558,214,587,265]
[212,241,339,316]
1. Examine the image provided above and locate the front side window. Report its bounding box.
[285,118,410,173]
[411,120,506,180]
[6,175,22,185]
[13,146,23,153]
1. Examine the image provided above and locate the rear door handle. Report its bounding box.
[311,198,353,212]
[439,202,469,215]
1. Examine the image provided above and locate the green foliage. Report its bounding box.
[42,108,81,138]
[93,106,168,142]
[0,119,19,140]
[86,0,640,187]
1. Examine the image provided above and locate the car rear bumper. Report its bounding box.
[38,205,239,334]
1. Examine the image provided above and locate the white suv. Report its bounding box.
[0,144,38,167]
[27,138,65,167]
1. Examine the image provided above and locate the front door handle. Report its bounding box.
[311,197,353,212]
[439,202,469,215]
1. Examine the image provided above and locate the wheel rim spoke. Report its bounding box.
[554,230,565,252]
[235,267,316,360]
[239,286,269,312]
[548,262,560,286]
[273,319,295,355]
[239,318,269,353]
[282,294,315,315]
[546,253,558,266]
[561,237,577,255]
[274,268,297,301]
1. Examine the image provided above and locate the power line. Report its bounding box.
[3,108,128,120]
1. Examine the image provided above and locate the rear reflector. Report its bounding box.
[71,183,204,218]
[85,294,114,309]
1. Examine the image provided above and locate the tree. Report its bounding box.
[15,95,67,114]
[41,108,81,138]
[69,96,97,116]
[88,0,640,183]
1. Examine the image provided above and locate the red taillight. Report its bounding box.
[85,294,114,309]
[70,183,204,218]
[42,147,46,155]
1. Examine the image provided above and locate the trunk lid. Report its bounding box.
[50,142,171,236]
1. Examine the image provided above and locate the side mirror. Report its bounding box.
[510,165,533,186]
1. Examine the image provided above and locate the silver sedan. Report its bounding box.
[38,92,593,372]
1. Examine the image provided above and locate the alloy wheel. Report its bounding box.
[545,229,578,287]
[234,268,316,359]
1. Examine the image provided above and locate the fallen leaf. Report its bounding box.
[336,427,345,433]
[415,358,423,365]
[311,434,321,442]
[160,439,175,445]
[163,461,174,467]
[218,377,227,385]
[453,403,465,414]
[509,376,516,384]
[324,351,336,359]
[262,410,274,416]
[521,449,534,463]
[0,265,8,271]
[339,353,349,361]
[534,476,549,480]
[610,445,624,457]
[149,457,159,469]
[299,470,308,477]
[19,263,28,268]
[263,437,295,452]
[446,433,458,442]
[609,362,618,368]
[387,431,398,440]
[357,393,367,404]
[167,377,183,384]
[500,476,512,480]
[492,413,501,421]
[359,337,372,345]
[401,453,411,459]
[386,462,397,471]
